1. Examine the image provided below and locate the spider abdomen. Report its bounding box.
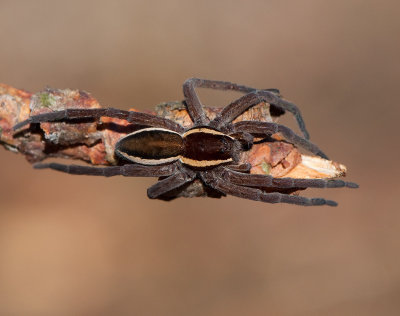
[115,128,183,165]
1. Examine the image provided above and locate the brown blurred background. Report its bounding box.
[0,0,399,315]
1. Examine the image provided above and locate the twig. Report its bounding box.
[0,83,347,198]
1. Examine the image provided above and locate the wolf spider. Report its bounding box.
[14,78,358,206]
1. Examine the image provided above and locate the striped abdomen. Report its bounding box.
[115,127,236,167]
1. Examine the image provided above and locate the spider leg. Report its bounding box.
[182,78,280,127]
[183,78,279,94]
[200,170,338,207]
[210,90,310,139]
[232,120,328,159]
[225,163,252,173]
[33,162,179,177]
[147,169,196,199]
[182,78,211,125]
[13,108,184,133]
[222,168,359,189]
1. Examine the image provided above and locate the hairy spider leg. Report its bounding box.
[183,78,211,125]
[13,108,185,133]
[201,170,338,207]
[183,78,309,139]
[232,120,328,159]
[183,78,284,125]
[210,90,310,139]
[33,162,180,177]
[183,78,280,95]
[182,78,279,125]
[147,170,196,199]
[222,168,359,189]
[224,163,252,173]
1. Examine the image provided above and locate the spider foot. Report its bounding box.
[311,198,338,207]
[345,182,359,189]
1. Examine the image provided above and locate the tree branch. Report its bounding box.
[0,83,347,198]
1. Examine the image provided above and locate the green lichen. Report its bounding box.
[39,92,56,108]
[261,161,271,175]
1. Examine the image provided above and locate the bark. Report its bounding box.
[0,83,347,198]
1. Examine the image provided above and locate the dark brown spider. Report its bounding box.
[14,78,358,206]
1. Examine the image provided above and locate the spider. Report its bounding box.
[14,78,358,206]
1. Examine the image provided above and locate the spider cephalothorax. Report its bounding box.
[14,78,358,206]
